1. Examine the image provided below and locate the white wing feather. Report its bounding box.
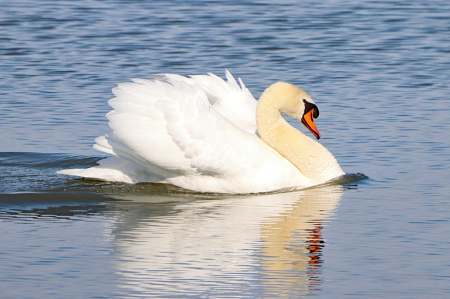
[161,70,257,134]
[59,72,306,193]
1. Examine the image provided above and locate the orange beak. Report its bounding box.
[301,108,321,140]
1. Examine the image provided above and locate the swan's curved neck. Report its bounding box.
[256,84,342,181]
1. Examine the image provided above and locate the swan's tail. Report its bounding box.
[57,156,162,184]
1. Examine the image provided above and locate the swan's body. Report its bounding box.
[59,71,344,193]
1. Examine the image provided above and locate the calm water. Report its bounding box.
[1,0,450,298]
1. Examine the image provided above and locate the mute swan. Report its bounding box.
[58,71,345,193]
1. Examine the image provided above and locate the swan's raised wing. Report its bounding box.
[162,71,258,134]
[93,75,281,186]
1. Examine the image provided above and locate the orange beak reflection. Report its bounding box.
[301,108,321,140]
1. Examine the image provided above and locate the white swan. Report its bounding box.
[58,71,345,193]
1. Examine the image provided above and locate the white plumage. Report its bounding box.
[59,71,345,193]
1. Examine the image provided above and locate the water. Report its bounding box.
[1,0,450,297]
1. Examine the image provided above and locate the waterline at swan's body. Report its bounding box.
[58,71,345,193]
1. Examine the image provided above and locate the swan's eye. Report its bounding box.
[303,99,319,119]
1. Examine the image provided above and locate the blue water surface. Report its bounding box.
[1,0,450,298]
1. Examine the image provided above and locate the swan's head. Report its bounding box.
[271,82,321,140]
[300,98,320,140]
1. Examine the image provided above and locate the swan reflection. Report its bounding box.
[108,184,343,297]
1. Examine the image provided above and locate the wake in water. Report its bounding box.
[0,152,368,198]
